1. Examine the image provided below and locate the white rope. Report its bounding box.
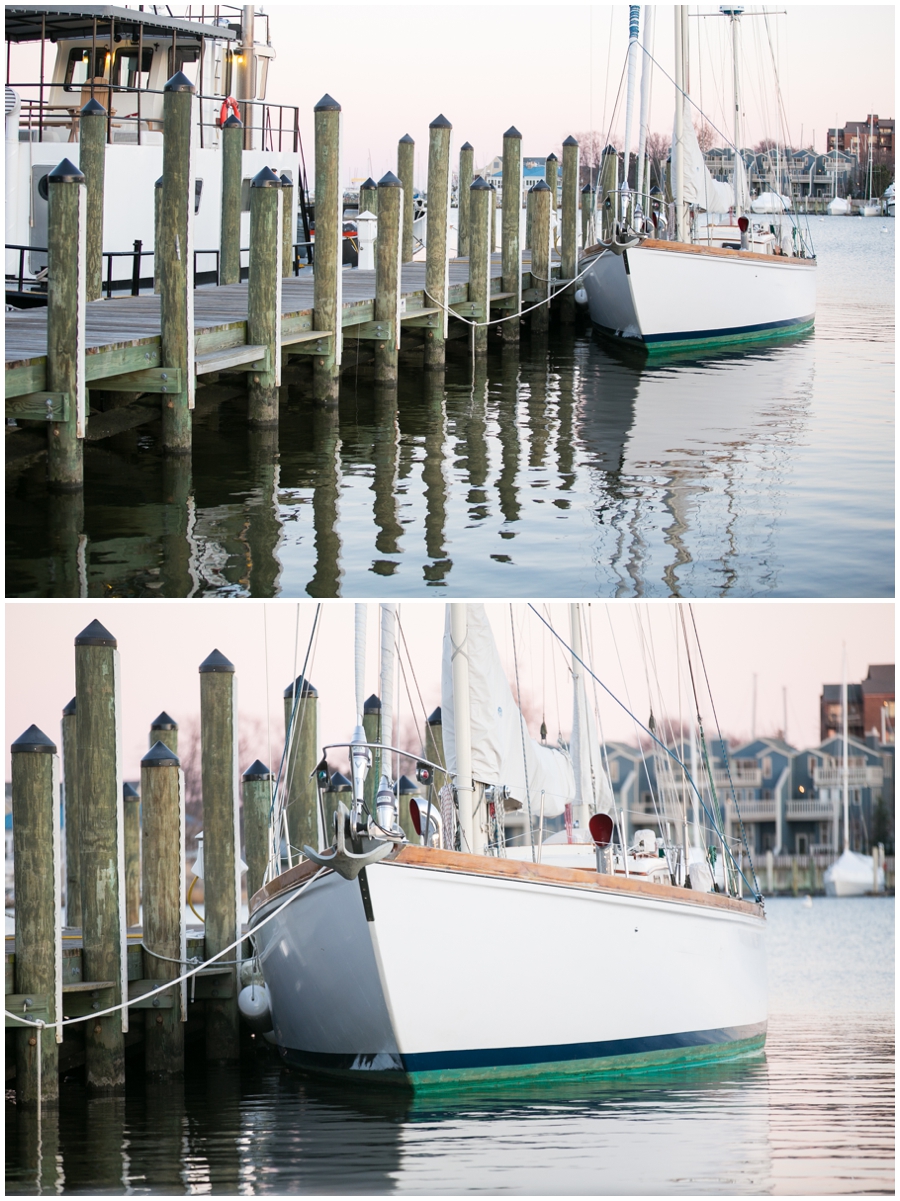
[5,868,326,1033]
[425,254,594,332]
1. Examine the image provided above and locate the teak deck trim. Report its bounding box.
[582,237,817,268]
[249,844,763,919]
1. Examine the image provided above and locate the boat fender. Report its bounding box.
[574,288,588,306]
[219,96,241,126]
[238,983,274,1035]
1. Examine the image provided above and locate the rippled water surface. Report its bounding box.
[6,219,894,597]
[6,897,893,1195]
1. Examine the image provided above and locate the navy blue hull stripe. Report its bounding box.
[594,314,814,345]
[281,1022,766,1076]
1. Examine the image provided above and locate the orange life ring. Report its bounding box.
[218,96,241,126]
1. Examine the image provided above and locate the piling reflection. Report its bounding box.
[10,1105,63,1195]
[6,324,834,598]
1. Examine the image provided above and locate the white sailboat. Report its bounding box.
[823,648,885,897]
[248,604,767,1089]
[581,6,816,354]
[859,114,881,217]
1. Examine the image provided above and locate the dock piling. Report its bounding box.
[123,782,141,929]
[61,697,81,928]
[219,115,243,286]
[11,725,62,1105]
[150,711,178,755]
[247,166,283,426]
[397,134,415,262]
[581,182,594,248]
[280,172,295,278]
[242,760,273,902]
[374,172,403,384]
[46,158,86,491]
[141,741,186,1075]
[468,177,492,355]
[79,99,107,304]
[457,142,474,257]
[159,72,196,453]
[560,136,579,324]
[363,695,382,812]
[312,95,342,405]
[282,675,319,855]
[600,145,618,240]
[358,176,378,218]
[546,153,558,211]
[153,177,163,294]
[530,180,552,334]
[525,184,534,250]
[199,648,242,1061]
[424,114,452,368]
[501,126,523,344]
[75,618,127,1092]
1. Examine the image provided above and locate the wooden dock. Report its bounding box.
[4,254,552,404]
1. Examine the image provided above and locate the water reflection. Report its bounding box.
[5,267,892,597]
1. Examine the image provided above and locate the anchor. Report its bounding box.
[303,802,395,881]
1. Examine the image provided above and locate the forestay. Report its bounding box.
[674,96,749,214]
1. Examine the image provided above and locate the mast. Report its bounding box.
[350,605,371,811]
[841,644,849,853]
[379,604,396,780]
[621,5,641,224]
[727,5,744,219]
[569,604,591,835]
[635,5,655,209]
[450,604,480,854]
[674,6,686,242]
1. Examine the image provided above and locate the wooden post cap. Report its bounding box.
[563,135,579,147]
[314,94,341,112]
[75,618,116,646]
[283,674,317,698]
[582,183,593,193]
[378,171,402,188]
[242,760,274,781]
[222,114,243,128]
[461,142,474,151]
[364,694,382,714]
[430,114,452,129]
[164,71,196,93]
[532,180,551,191]
[199,649,235,674]
[62,697,77,716]
[399,133,414,145]
[251,166,281,187]
[503,126,522,139]
[155,176,163,188]
[80,97,107,117]
[361,176,377,189]
[150,711,178,730]
[142,740,181,768]
[546,152,558,162]
[427,706,443,725]
[122,782,140,802]
[11,724,57,754]
[48,157,85,184]
[280,172,292,185]
[470,176,491,190]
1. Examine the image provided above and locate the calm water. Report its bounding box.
[6,896,894,1195]
[6,219,894,598]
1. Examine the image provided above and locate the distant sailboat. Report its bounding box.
[823,649,885,897]
[860,114,881,216]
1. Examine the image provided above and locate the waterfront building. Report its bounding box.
[820,664,895,742]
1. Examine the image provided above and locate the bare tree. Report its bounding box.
[694,120,716,153]
[645,131,670,190]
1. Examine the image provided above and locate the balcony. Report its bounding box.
[725,799,777,822]
[812,766,883,788]
[786,798,837,820]
[712,767,762,790]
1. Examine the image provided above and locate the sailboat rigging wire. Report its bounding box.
[509,606,535,861]
[263,604,273,834]
[396,612,434,745]
[688,604,761,898]
[631,607,671,847]
[528,604,759,900]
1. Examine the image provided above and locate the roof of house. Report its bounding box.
[861,665,894,695]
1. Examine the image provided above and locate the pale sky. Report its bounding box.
[6,601,894,784]
[258,3,895,187]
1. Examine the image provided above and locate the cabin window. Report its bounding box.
[112,47,153,91]
[64,47,109,91]
[257,56,269,99]
[195,179,203,214]
[169,44,201,84]
[240,178,252,212]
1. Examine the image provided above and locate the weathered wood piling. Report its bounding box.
[75,618,127,1092]
[10,725,62,1105]
[501,127,522,345]
[123,782,141,929]
[457,142,474,256]
[198,649,241,1061]
[560,136,580,323]
[468,177,492,355]
[79,99,107,304]
[374,172,403,384]
[530,180,552,334]
[242,760,273,901]
[61,697,81,928]
[312,94,342,404]
[140,741,185,1075]
[247,167,283,425]
[282,675,319,856]
[219,115,243,286]
[397,134,415,262]
[424,115,452,368]
[46,158,86,490]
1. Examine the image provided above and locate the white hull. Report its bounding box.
[582,241,815,352]
[251,851,767,1088]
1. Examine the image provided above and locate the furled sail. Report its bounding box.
[441,605,612,818]
[674,96,749,213]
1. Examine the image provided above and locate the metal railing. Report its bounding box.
[813,766,883,788]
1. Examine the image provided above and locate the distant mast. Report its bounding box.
[722,5,745,220]
[841,644,849,853]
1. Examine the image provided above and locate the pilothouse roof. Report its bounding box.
[4,5,238,44]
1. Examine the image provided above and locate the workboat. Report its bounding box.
[247,604,767,1090]
[4,5,310,303]
[581,6,816,354]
